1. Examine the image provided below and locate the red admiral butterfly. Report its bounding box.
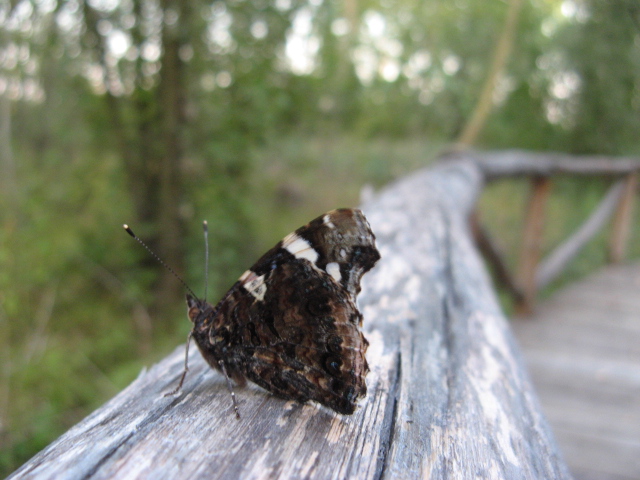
[125,208,380,418]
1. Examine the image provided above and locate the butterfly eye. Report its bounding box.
[187,307,200,323]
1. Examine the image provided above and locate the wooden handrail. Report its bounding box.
[455,150,640,313]
[464,150,640,179]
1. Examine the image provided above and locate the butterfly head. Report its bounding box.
[186,294,214,326]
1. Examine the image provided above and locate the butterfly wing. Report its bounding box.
[192,209,380,414]
[239,260,370,414]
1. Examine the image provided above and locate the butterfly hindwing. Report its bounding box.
[241,260,369,414]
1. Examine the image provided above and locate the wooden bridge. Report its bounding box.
[8,151,640,479]
[512,262,640,480]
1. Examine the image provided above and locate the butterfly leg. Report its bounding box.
[218,359,241,420]
[165,330,194,397]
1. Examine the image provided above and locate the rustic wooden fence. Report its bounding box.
[468,150,639,314]
[9,150,640,480]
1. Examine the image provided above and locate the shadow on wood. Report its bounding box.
[9,156,572,479]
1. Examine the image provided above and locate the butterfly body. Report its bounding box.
[186,208,380,415]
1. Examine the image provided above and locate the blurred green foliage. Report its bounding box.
[1,0,639,475]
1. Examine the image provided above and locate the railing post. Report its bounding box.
[470,211,526,306]
[608,172,637,263]
[516,176,551,314]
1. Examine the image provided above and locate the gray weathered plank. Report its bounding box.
[9,159,571,480]
[464,150,640,179]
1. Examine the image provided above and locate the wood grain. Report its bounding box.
[9,159,571,480]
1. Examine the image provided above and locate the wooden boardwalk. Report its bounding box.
[511,262,640,480]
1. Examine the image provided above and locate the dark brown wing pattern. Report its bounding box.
[187,208,380,415]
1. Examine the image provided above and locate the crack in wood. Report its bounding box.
[375,350,401,480]
[79,431,136,480]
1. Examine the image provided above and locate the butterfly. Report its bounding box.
[126,208,380,418]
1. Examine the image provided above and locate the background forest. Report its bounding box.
[1,0,639,474]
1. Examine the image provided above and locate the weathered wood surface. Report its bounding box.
[9,159,571,479]
[512,262,640,480]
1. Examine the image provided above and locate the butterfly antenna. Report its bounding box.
[123,224,199,300]
[203,221,209,302]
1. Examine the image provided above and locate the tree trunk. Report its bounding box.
[154,0,189,314]
[0,95,17,212]
[456,0,523,147]
[81,0,189,316]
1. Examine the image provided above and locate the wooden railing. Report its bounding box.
[12,150,640,479]
[465,150,640,314]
